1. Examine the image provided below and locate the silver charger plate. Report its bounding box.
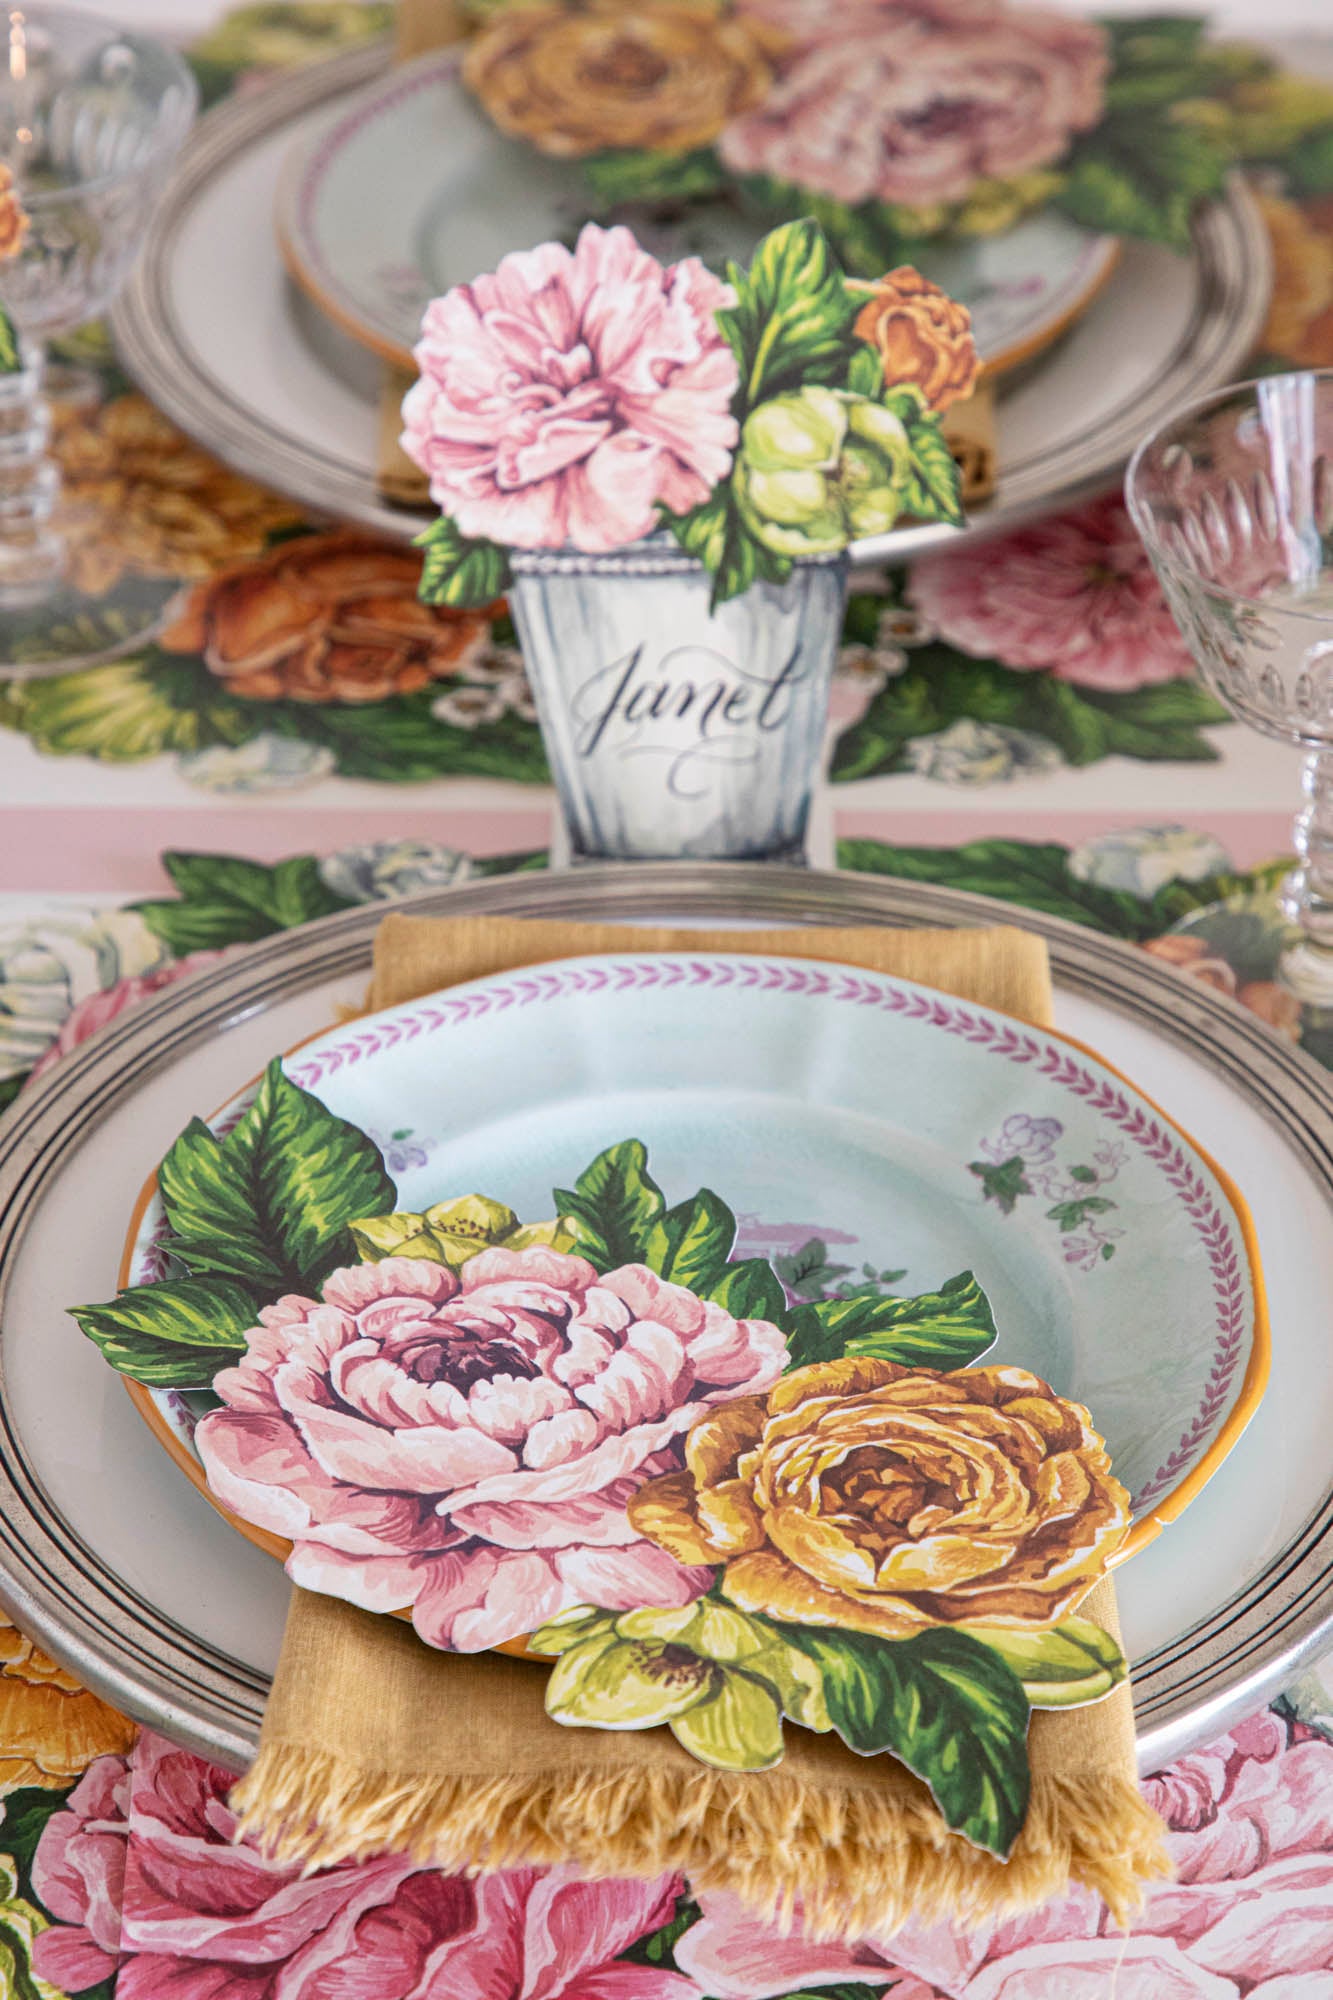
[0,862,1327,1774]
[110,43,1273,564]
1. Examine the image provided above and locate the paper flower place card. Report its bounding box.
[455,0,1279,262]
[400,215,974,859]
[76,1065,1133,1862]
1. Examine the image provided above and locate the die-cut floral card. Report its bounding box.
[400,213,973,858]
[402,213,974,612]
[455,1,1284,264]
[78,1038,1205,1855]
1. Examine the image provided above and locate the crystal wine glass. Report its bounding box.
[0,5,196,675]
[1127,369,1333,1011]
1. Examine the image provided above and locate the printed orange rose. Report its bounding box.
[0,164,28,261]
[0,1617,136,1794]
[159,529,496,702]
[853,267,980,414]
[628,1355,1129,1638]
[462,0,776,159]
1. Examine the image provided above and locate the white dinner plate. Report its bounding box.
[111,44,1272,563]
[0,865,1326,1776]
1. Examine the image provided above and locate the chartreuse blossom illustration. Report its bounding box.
[349,1193,575,1266]
[75,1093,1131,1857]
[534,1597,829,1771]
[403,215,970,610]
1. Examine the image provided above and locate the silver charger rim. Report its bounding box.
[0,861,1328,1772]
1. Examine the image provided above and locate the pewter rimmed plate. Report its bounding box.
[111,43,1272,562]
[0,867,1326,1775]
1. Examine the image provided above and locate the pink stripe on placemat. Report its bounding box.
[0,807,555,893]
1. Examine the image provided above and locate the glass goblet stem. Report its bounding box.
[0,342,63,613]
[1279,744,1333,1005]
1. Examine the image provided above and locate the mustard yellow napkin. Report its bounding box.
[232,914,1168,1938]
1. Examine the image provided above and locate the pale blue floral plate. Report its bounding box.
[125,952,1268,1561]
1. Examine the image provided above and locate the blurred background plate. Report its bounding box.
[0,865,1325,1774]
[112,43,1273,564]
[275,47,1123,381]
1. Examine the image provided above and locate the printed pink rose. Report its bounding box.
[197,1248,787,1651]
[908,494,1199,692]
[677,1711,1333,2000]
[27,950,226,1083]
[30,1753,131,1992]
[34,1730,698,2000]
[401,223,739,554]
[719,1,1106,210]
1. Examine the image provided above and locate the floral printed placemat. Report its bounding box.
[2,2,1333,1992]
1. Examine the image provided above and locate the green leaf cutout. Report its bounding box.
[705,1256,791,1324]
[554,1140,666,1272]
[158,1059,397,1294]
[662,490,792,608]
[415,517,511,609]
[644,1190,737,1292]
[775,1623,1031,1855]
[134,849,354,954]
[785,1270,997,1371]
[1054,119,1227,250]
[845,344,884,397]
[582,147,725,205]
[902,415,966,527]
[718,219,863,405]
[71,1276,262,1386]
[961,1618,1129,1709]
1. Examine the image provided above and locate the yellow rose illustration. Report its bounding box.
[0,1618,136,1794]
[462,0,777,159]
[628,1356,1130,1638]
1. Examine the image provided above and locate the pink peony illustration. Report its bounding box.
[676,1710,1333,1999]
[34,1731,698,2000]
[401,223,740,554]
[196,1248,787,1651]
[27,950,226,1083]
[719,1,1106,210]
[908,494,1199,691]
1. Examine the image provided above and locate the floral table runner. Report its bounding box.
[2,4,1333,1996]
